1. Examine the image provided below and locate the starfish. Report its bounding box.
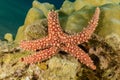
[20,7,100,70]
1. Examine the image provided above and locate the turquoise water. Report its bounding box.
[0,0,33,39]
[0,0,72,39]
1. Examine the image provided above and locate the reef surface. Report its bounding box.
[0,0,120,80]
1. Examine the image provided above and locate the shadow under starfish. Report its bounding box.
[20,7,100,70]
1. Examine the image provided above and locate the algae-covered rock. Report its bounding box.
[64,6,96,34]
[60,0,120,14]
[15,7,45,42]
[24,7,45,27]
[59,5,97,34]
[95,4,120,50]
[33,0,55,17]
[60,2,120,50]
[0,52,27,79]
[25,0,55,26]
[25,19,47,40]
[96,4,120,37]
[41,54,80,80]
[1,34,120,80]
[74,0,120,11]
[4,33,13,42]
[15,25,24,42]
[105,33,120,51]
[0,39,81,80]
[88,34,120,80]
[0,40,17,53]
[60,0,75,15]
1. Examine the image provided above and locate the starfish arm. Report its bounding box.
[47,10,63,37]
[66,7,100,45]
[61,44,96,70]
[20,36,51,51]
[21,46,59,64]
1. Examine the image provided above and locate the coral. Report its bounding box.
[0,40,17,53]
[59,1,120,50]
[0,40,80,80]
[24,0,55,27]
[95,3,120,50]
[60,0,75,15]
[40,54,80,80]
[15,7,45,42]
[15,0,120,50]
[15,0,54,42]
[105,33,120,50]
[1,34,120,80]
[63,6,96,34]
[0,50,29,79]
[73,0,120,11]
[96,4,120,37]
[25,19,47,40]
[24,7,45,27]
[32,0,55,17]
[88,34,120,80]
[4,33,13,42]
[15,25,25,42]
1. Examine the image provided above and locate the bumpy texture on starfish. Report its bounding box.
[20,7,100,70]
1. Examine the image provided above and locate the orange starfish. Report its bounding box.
[20,7,100,70]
